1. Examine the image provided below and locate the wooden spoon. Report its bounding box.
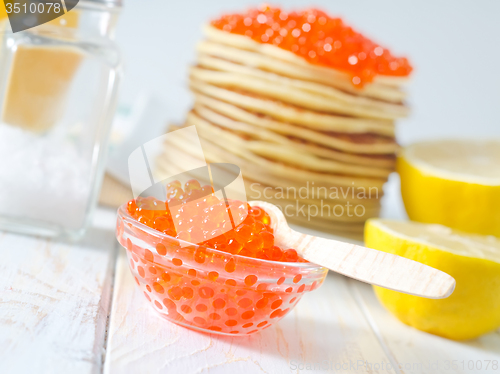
[249,201,456,299]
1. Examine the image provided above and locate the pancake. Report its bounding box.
[240,172,383,206]
[244,144,392,178]
[196,54,407,112]
[185,114,388,184]
[158,160,379,224]
[203,24,408,88]
[190,67,408,120]
[161,123,386,189]
[190,80,396,135]
[156,124,383,234]
[193,103,396,167]
[160,125,385,201]
[157,156,379,222]
[196,40,406,103]
[192,99,398,157]
[187,110,393,178]
[157,145,383,207]
[244,183,381,218]
[267,198,375,224]
[288,215,365,241]
[156,144,383,204]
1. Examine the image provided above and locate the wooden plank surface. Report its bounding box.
[2,204,499,374]
[350,280,500,374]
[104,250,397,374]
[0,209,118,374]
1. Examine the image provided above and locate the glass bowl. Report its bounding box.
[116,203,328,336]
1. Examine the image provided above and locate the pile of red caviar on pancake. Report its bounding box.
[156,4,412,238]
[126,179,305,263]
[211,4,412,86]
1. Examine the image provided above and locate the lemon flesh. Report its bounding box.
[365,219,500,340]
[398,140,500,237]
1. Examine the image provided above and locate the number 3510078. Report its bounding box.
[6,3,62,14]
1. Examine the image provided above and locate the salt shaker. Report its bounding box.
[0,0,122,239]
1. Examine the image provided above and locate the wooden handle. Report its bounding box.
[286,231,455,298]
[251,201,456,299]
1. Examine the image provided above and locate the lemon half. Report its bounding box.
[365,218,500,340]
[398,140,500,236]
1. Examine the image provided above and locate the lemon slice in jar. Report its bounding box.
[2,44,83,133]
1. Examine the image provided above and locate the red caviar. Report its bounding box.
[211,5,412,86]
[117,189,327,336]
[127,179,305,263]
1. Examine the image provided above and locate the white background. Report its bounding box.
[115,0,500,145]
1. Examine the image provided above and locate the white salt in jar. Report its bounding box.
[0,0,122,240]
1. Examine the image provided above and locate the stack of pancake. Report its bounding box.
[157,23,410,238]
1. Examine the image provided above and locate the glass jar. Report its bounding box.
[0,0,122,240]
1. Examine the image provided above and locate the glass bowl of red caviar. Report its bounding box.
[115,181,328,336]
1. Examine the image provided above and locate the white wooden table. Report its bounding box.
[1,206,499,374]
